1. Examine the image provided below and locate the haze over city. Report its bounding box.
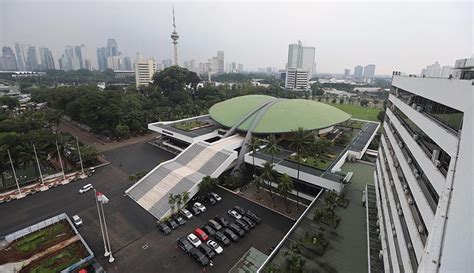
[1,0,471,74]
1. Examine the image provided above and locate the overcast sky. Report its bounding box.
[0,0,472,74]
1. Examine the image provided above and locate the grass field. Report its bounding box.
[325,103,381,122]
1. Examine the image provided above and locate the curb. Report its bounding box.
[218,185,297,221]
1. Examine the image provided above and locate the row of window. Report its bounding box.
[390,87,464,133]
[384,119,439,211]
[389,104,451,176]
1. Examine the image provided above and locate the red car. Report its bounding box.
[194,228,209,241]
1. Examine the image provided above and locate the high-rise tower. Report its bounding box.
[170,5,179,66]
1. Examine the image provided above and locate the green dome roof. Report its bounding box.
[209,95,351,134]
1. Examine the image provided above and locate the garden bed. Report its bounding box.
[287,153,335,171]
[172,120,212,131]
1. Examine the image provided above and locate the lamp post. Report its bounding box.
[33,144,47,191]
[55,141,67,184]
[7,149,23,199]
[76,137,87,179]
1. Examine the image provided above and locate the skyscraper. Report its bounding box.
[0,47,18,71]
[286,40,316,76]
[354,65,363,79]
[107,39,118,57]
[217,51,224,74]
[170,6,179,66]
[344,69,351,77]
[84,59,92,71]
[74,44,87,69]
[14,43,26,71]
[97,47,108,71]
[39,47,55,70]
[363,64,376,79]
[123,56,132,70]
[440,65,453,78]
[135,54,157,88]
[26,46,39,71]
[421,61,442,77]
[58,54,71,71]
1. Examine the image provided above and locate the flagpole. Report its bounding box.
[94,188,109,257]
[100,200,115,262]
[56,141,66,184]
[33,144,46,191]
[7,149,23,199]
[75,137,86,179]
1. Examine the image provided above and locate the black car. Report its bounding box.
[177,237,193,253]
[189,248,209,266]
[173,214,186,225]
[224,228,239,242]
[245,210,261,224]
[157,222,171,235]
[167,219,179,230]
[202,225,216,236]
[214,231,231,246]
[207,195,217,205]
[235,219,250,231]
[208,219,222,231]
[199,243,216,259]
[229,223,245,237]
[242,216,256,228]
[233,206,246,215]
[215,215,229,227]
[189,206,201,216]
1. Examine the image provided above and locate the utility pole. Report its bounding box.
[94,188,109,257]
[76,137,86,179]
[100,199,115,263]
[33,144,46,191]
[55,141,67,184]
[7,149,23,199]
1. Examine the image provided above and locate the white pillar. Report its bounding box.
[33,144,46,191]
[56,141,66,183]
[7,149,23,198]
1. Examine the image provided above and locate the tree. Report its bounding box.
[252,176,263,200]
[247,136,261,178]
[0,96,19,110]
[283,243,305,273]
[199,176,217,196]
[78,145,99,167]
[289,127,311,209]
[168,193,177,214]
[175,193,183,211]
[360,99,369,107]
[265,134,280,166]
[377,110,386,122]
[278,174,294,213]
[115,123,131,139]
[152,66,200,95]
[181,191,190,206]
[261,161,276,207]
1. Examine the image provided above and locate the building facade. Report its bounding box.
[364,64,376,79]
[285,68,310,90]
[39,47,55,70]
[287,40,315,77]
[135,57,157,88]
[372,58,473,272]
[0,47,17,71]
[354,65,363,79]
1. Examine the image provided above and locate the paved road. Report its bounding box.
[0,143,293,272]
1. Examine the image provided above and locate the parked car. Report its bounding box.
[189,248,209,266]
[202,225,216,236]
[208,219,222,231]
[210,192,222,202]
[215,215,229,227]
[233,206,246,215]
[193,202,206,213]
[242,216,256,228]
[199,243,216,259]
[245,210,261,224]
[235,219,250,231]
[177,237,193,253]
[229,223,245,237]
[173,214,186,225]
[166,219,179,230]
[223,228,239,242]
[227,209,242,220]
[181,208,193,219]
[189,206,201,216]
[157,222,171,235]
[207,195,217,205]
[207,240,224,255]
[194,228,209,242]
[214,231,230,246]
[72,215,83,227]
[79,184,93,194]
[187,233,202,247]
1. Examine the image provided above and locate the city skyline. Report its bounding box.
[1,1,470,74]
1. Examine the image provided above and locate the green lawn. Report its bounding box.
[288,153,335,171]
[14,222,69,253]
[325,103,380,122]
[29,242,86,273]
[172,120,210,131]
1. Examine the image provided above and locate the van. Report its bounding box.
[79,184,93,194]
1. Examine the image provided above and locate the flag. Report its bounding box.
[96,191,109,204]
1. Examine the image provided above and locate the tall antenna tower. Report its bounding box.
[170,5,179,66]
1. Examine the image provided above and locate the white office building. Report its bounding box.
[364,64,376,79]
[287,40,315,76]
[135,56,157,88]
[372,57,473,272]
[285,68,310,90]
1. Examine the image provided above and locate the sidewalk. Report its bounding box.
[238,183,307,220]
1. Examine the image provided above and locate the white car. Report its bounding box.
[228,209,242,220]
[79,184,93,194]
[187,233,202,247]
[72,215,83,227]
[193,202,206,213]
[210,192,222,202]
[207,240,223,255]
[181,208,193,219]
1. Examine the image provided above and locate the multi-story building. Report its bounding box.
[217,51,225,74]
[162,59,173,68]
[284,68,310,90]
[440,65,453,78]
[0,47,17,71]
[135,56,157,88]
[354,65,363,79]
[287,40,315,77]
[364,64,376,79]
[372,57,473,272]
[84,59,92,71]
[26,46,39,71]
[14,43,26,71]
[107,38,118,57]
[96,47,108,71]
[123,56,132,70]
[344,68,351,77]
[237,63,243,73]
[421,61,441,78]
[74,44,87,69]
[39,47,55,70]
